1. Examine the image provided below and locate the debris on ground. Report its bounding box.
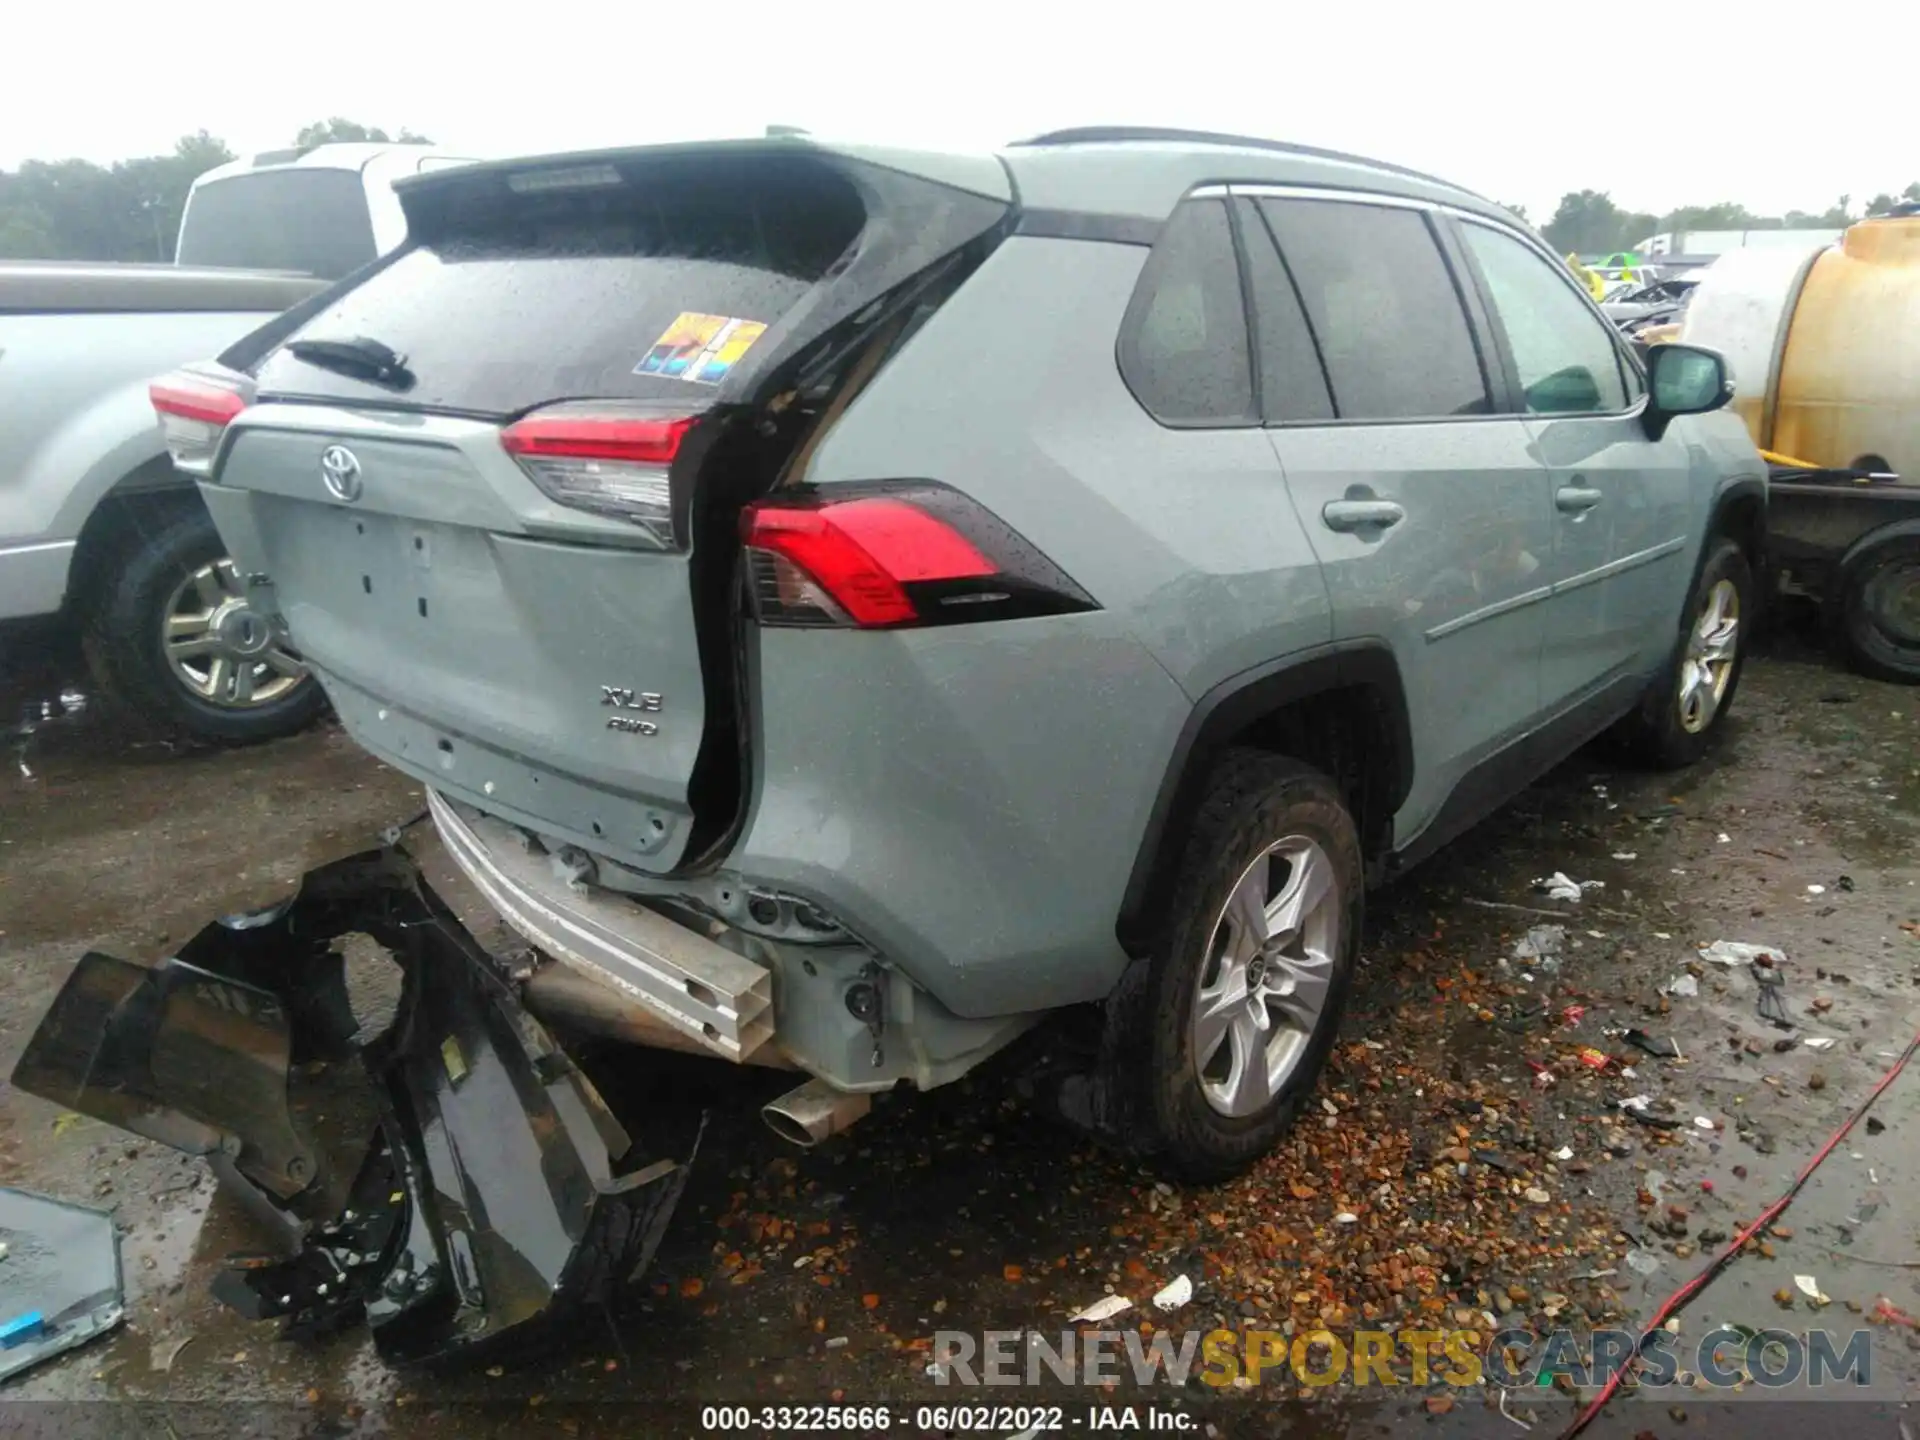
[1624,1029,1681,1059]
[1700,940,1787,967]
[1794,1275,1831,1307]
[1150,1275,1192,1312]
[1514,925,1567,962]
[1535,873,1603,903]
[149,1333,195,1373]
[1625,1249,1662,1276]
[1755,966,1793,1027]
[11,655,1920,1401]
[0,1188,124,1383]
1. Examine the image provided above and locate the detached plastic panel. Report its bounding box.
[0,1188,125,1383]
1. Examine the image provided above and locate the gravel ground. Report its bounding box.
[4,618,1920,1438]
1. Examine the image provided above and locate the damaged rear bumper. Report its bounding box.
[10,847,693,1367]
[429,788,775,1062]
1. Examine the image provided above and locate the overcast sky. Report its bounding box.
[6,0,1910,222]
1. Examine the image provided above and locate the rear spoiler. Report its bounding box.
[392,136,1013,210]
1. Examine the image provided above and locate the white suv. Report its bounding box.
[176,143,480,281]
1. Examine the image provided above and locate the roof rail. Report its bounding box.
[250,148,306,167]
[1006,126,1479,198]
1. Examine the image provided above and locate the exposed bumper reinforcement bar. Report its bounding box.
[428,789,774,1063]
[11,846,696,1368]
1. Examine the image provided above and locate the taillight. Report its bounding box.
[500,403,700,549]
[740,483,1098,629]
[150,364,253,477]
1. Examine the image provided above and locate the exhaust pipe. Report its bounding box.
[762,1078,871,1147]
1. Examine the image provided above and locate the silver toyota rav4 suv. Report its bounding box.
[152,128,1764,1182]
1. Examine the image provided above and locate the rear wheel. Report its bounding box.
[81,506,324,745]
[1123,753,1362,1182]
[1834,532,1920,684]
[1613,536,1752,768]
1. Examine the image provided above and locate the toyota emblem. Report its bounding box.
[319,445,363,503]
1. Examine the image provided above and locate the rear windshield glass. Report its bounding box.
[176,170,378,281]
[252,156,868,416]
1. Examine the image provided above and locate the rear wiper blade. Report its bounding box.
[285,335,415,391]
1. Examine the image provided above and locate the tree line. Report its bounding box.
[1524,186,1920,257]
[0,120,430,263]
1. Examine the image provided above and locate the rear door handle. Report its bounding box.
[1322,499,1405,533]
[1556,485,1604,514]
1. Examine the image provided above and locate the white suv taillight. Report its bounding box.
[150,364,254,477]
[500,403,699,549]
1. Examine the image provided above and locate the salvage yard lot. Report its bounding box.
[4,634,1920,1436]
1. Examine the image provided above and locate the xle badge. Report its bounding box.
[601,686,662,736]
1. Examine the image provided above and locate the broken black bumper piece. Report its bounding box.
[11,847,693,1368]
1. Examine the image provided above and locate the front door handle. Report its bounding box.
[1556,485,1604,514]
[1322,499,1406,533]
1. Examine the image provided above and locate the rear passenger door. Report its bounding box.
[1451,218,1695,708]
[1236,191,1556,846]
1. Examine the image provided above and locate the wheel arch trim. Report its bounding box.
[1115,640,1412,958]
[1709,477,1768,561]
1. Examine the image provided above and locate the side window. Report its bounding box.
[1257,198,1489,421]
[1117,198,1255,425]
[1234,198,1334,423]
[1459,222,1631,415]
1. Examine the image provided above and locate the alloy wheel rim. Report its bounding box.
[1191,835,1342,1118]
[162,558,308,709]
[1677,578,1739,735]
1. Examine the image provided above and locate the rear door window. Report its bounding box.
[1117,198,1256,425]
[251,156,869,416]
[1256,198,1490,422]
[175,170,378,281]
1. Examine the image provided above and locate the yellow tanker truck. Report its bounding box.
[1678,209,1920,680]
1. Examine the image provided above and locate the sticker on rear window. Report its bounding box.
[636,312,768,385]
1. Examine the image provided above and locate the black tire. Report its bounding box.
[79,506,325,745]
[1118,752,1363,1183]
[1834,531,1920,684]
[1613,537,1753,769]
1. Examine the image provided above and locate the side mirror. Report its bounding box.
[1643,343,1732,441]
